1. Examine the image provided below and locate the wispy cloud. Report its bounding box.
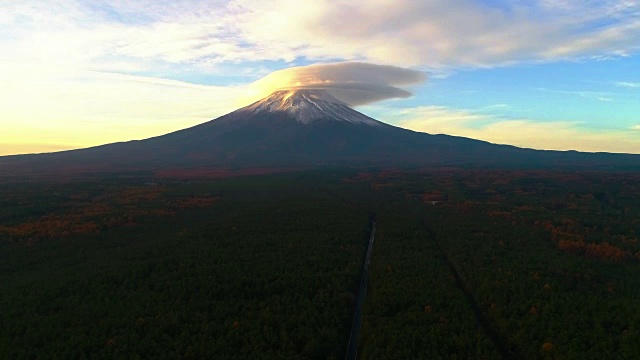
[479,104,510,111]
[1,0,638,72]
[632,125,640,131]
[390,105,640,154]
[616,81,640,88]
[535,87,615,102]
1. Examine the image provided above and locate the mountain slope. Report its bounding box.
[2,89,640,176]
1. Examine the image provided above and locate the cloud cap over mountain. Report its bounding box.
[250,62,427,106]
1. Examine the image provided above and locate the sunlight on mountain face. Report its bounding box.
[240,89,382,125]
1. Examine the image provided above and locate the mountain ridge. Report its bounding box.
[1,88,640,177]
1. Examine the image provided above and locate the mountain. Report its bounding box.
[2,89,640,177]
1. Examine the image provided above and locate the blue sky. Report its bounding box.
[0,0,639,155]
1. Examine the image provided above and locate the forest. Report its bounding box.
[1,168,639,359]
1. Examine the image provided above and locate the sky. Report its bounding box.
[1,0,639,155]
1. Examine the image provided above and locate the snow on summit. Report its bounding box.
[241,89,383,126]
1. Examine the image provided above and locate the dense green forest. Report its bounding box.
[1,168,640,359]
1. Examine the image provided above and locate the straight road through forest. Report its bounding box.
[345,222,376,360]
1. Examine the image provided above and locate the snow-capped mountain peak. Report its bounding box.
[240,89,382,126]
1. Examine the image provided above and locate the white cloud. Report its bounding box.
[535,87,615,102]
[248,62,426,105]
[632,125,640,130]
[1,0,638,71]
[232,0,640,67]
[616,81,640,88]
[391,105,640,154]
[480,104,510,110]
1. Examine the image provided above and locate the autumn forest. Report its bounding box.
[1,168,639,359]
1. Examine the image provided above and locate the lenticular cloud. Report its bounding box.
[250,62,427,106]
